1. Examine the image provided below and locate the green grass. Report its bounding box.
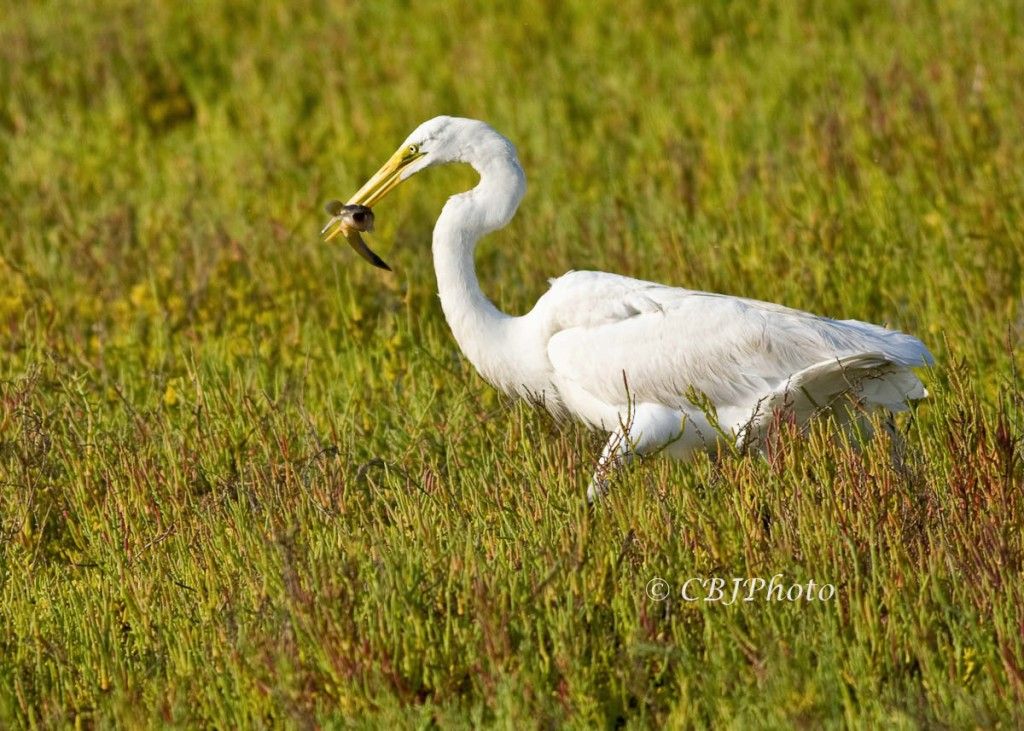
[2,0,1024,726]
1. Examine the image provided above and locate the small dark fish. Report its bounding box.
[346,230,390,271]
[323,200,375,232]
[321,202,389,271]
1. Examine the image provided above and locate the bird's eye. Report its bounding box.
[406,144,419,156]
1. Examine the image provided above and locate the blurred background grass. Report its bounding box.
[1,0,1023,727]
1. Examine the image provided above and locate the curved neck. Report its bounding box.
[432,153,526,379]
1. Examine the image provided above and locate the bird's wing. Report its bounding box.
[537,271,932,425]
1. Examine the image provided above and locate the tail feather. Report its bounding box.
[736,351,929,450]
[837,320,935,368]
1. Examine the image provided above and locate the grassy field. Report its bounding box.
[2,0,1024,726]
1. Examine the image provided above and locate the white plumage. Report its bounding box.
[331,116,933,500]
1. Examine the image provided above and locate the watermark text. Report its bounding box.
[646,575,836,605]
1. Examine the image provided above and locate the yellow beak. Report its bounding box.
[346,144,426,208]
[321,144,426,270]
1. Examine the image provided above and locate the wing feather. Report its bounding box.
[536,271,932,425]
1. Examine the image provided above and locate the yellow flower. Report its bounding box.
[130,283,149,307]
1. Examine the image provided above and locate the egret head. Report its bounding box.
[322,117,520,269]
[341,116,509,205]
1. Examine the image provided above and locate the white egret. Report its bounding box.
[322,116,933,500]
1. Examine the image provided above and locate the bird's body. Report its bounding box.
[329,116,933,499]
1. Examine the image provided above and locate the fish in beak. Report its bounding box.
[319,201,389,271]
[321,142,426,271]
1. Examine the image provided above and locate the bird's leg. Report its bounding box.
[586,403,695,503]
[882,412,911,476]
[587,428,634,503]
